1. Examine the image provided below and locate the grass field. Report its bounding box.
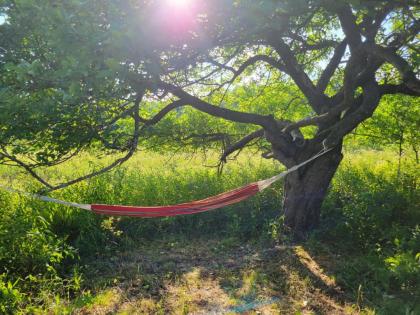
[0,149,419,314]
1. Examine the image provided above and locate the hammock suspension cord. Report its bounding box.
[0,148,332,217]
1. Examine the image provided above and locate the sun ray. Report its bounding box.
[166,0,191,8]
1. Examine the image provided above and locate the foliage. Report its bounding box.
[0,150,419,313]
[0,0,419,312]
[347,95,420,160]
[0,151,282,311]
[0,275,23,315]
[313,151,420,313]
[0,187,85,312]
[0,0,418,201]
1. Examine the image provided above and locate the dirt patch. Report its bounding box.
[74,239,361,314]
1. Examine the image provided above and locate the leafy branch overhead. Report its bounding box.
[0,0,419,194]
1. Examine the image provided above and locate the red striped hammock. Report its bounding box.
[91,182,260,217]
[0,149,330,217]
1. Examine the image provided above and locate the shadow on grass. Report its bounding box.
[302,238,420,315]
[66,236,370,314]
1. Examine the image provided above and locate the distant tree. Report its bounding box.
[0,0,419,235]
[351,95,419,166]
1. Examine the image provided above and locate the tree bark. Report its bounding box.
[282,144,343,236]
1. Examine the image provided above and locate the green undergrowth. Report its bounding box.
[312,151,420,314]
[0,150,418,314]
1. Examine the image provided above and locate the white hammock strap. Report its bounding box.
[257,148,332,191]
[0,148,332,211]
[0,184,92,211]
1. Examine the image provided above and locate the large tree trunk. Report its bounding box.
[282,145,343,235]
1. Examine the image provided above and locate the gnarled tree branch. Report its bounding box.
[317,40,347,93]
[158,81,279,131]
[366,44,420,93]
[268,38,325,113]
[220,129,264,163]
[323,80,381,147]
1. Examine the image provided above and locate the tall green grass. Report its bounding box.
[0,149,418,313]
[0,151,283,313]
[315,150,419,313]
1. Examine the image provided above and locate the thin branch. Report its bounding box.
[207,58,236,73]
[366,44,420,93]
[159,81,279,131]
[379,83,420,96]
[268,37,324,113]
[323,80,381,147]
[282,114,329,134]
[142,99,187,126]
[337,4,362,51]
[230,54,285,82]
[205,54,285,98]
[27,91,147,193]
[44,101,143,193]
[220,129,264,162]
[360,2,395,42]
[1,150,54,189]
[317,40,347,92]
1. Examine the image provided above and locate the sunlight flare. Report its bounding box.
[166,0,191,9]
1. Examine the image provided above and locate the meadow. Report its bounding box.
[0,149,419,314]
[2,1,420,313]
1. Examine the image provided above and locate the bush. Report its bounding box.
[0,275,23,315]
[1,150,418,312]
[315,150,420,313]
[0,192,81,310]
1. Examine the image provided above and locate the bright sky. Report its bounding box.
[166,0,191,8]
[156,0,199,38]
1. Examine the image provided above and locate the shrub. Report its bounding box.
[0,275,23,315]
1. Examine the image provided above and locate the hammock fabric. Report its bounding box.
[91,182,260,217]
[0,149,331,217]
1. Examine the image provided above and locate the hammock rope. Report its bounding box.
[0,148,332,217]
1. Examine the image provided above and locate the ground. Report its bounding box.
[65,238,369,315]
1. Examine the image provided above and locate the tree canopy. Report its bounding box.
[1,0,419,231]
